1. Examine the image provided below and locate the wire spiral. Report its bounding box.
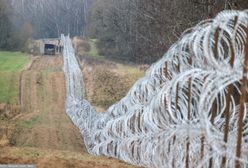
[63,10,248,167]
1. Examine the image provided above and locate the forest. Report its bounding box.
[0,0,248,62]
[0,0,89,50]
[86,0,248,63]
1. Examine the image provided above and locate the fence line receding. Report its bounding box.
[62,10,248,168]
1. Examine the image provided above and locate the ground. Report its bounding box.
[0,52,141,168]
[82,56,144,111]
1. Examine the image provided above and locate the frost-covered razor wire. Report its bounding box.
[63,10,248,168]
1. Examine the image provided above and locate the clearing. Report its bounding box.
[0,51,29,104]
[0,54,139,168]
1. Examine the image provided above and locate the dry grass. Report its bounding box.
[1,56,140,168]
[0,146,137,168]
[82,58,144,111]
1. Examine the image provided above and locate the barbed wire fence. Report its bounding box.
[62,10,248,168]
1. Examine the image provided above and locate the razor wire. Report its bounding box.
[62,10,248,168]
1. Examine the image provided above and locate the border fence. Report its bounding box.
[62,10,248,168]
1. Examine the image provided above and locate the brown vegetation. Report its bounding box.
[0,56,139,168]
[82,57,144,111]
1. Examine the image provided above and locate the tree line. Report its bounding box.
[0,0,89,51]
[0,0,31,50]
[0,0,247,61]
[86,0,248,64]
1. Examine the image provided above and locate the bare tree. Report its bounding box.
[9,0,86,38]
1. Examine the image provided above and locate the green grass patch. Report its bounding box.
[87,39,100,57]
[0,51,29,103]
[0,51,28,72]
[0,72,19,103]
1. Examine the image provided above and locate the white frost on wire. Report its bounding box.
[62,10,248,168]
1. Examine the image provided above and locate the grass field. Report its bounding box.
[0,51,29,103]
[0,51,28,72]
[88,39,99,57]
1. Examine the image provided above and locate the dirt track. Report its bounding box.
[0,56,137,168]
[15,56,85,151]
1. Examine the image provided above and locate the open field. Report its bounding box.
[0,51,29,104]
[0,55,140,168]
[0,51,28,72]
